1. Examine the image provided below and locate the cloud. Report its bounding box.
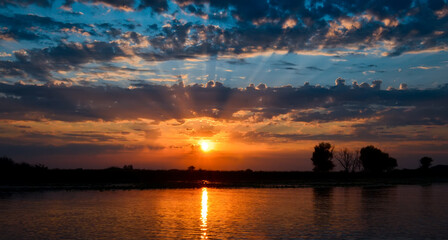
[1,80,447,129]
[2,0,448,60]
[239,129,414,143]
[399,83,408,90]
[226,59,249,65]
[410,65,441,70]
[171,0,448,56]
[0,28,41,41]
[62,0,169,12]
[306,66,324,71]
[0,142,163,158]
[0,41,127,81]
[0,0,52,8]
[0,0,446,81]
[272,60,296,66]
[138,0,168,12]
[0,13,95,41]
[334,77,346,86]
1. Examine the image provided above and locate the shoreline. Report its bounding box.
[1,177,447,192]
[2,167,448,192]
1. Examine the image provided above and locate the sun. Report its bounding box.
[199,140,212,152]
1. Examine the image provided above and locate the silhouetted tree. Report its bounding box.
[123,165,133,170]
[335,148,361,172]
[352,150,362,172]
[311,142,334,172]
[34,163,48,170]
[0,156,14,171]
[419,157,433,170]
[386,157,397,172]
[359,146,397,173]
[188,165,195,171]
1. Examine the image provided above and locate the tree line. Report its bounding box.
[0,144,435,174]
[311,142,433,173]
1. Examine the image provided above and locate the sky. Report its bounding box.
[0,0,447,170]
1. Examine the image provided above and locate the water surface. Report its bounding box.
[1,185,447,239]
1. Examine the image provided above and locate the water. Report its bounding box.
[1,185,448,239]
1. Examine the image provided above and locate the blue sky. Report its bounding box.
[1,0,447,88]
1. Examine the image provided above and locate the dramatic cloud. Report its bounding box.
[0,13,95,41]
[0,42,126,81]
[173,0,448,56]
[0,0,446,84]
[1,80,447,125]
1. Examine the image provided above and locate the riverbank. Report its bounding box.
[1,167,447,191]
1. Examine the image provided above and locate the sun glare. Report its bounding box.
[200,187,208,239]
[199,140,212,152]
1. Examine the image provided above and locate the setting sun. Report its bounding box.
[199,140,212,152]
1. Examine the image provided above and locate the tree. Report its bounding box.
[335,148,361,172]
[0,156,14,170]
[419,157,433,170]
[351,150,362,172]
[123,165,133,170]
[359,146,397,173]
[311,142,334,172]
[187,165,195,171]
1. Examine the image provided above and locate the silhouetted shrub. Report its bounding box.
[360,146,397,173]
[311,142,334,172]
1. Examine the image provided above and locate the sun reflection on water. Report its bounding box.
[201,187,208,239]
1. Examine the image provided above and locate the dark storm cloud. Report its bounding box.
[1,80,447,127]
